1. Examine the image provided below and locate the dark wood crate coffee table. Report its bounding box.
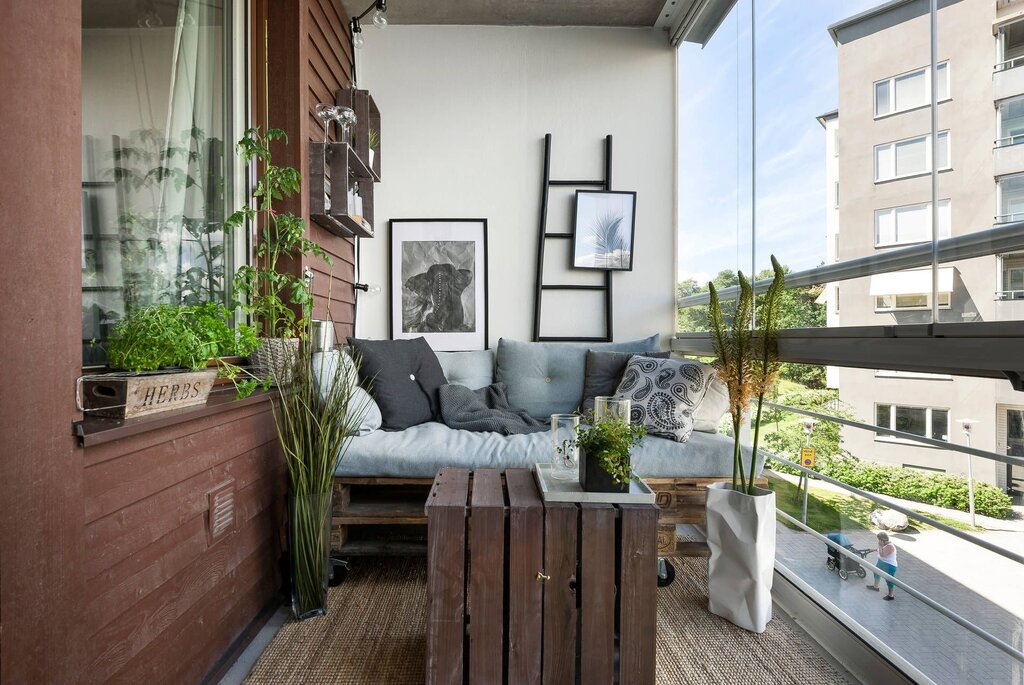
[425,467,658,685]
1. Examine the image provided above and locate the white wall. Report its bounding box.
[356,25,676,347]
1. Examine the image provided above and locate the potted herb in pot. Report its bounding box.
[80,302,260,418]
[704,255,785,634]
[367,128,379,170]
[575,407,646,493]
[226,127,332,386]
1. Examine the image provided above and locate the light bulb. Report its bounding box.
[372,8,388,28]
[353,30,365,49]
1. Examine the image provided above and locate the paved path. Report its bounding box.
[776,522,1024,684]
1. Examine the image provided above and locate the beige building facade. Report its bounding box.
[827,0,1024,494]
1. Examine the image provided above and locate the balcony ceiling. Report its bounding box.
[341,0,669,27]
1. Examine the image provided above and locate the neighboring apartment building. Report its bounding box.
[824,0,1024,496]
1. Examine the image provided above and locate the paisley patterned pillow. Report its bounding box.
[613,356,716,443]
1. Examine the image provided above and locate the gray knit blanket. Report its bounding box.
[438,382,548,435]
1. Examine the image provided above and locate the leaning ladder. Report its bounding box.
[531,133,614,342]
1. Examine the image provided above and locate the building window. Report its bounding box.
[81,0,244,366]
[874,199,951,247]
[875,292,950,311]
[873,62,949,117]
[997,96,1024,148]
[997,173,1024,223]
[999,253,1024,300]
[875,404,950,442]
[997,20,1024,71]
[834,285,840,314]
[834,181,839,209]
[874,131,950,182]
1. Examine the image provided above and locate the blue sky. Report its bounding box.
[677,0,879,284]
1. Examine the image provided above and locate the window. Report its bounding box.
[833,181,839,209]
[997,173,1024,223]
[874,200,951,247]
[875,404,950,442]
[997,97,1024,148]
[81,0,243,366]
[834,286,840,314]
[875,292,950,311]
[874,131,949,182]
[997,20,1024,70]
[873,62,949,117]
[999,254,1024,299]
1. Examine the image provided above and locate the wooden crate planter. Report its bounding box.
[77,369,217,419]
[425,468,658,685]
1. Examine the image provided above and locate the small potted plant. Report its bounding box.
[575,410,646,493]
[226,127,332,385]
[367,128,379,170]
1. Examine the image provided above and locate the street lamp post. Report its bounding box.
[957,419,978,528]
[801,418,818,525]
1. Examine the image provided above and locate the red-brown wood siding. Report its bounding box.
[0,0,355,681]
[269,0,357,344]
[0,1,85,682]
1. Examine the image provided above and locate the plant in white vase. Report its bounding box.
[704,255,785,633]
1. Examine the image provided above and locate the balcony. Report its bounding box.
[994,62,1024,102]
[995,138,1024,176]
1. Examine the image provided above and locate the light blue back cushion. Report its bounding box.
[495,335,661,418]
[435,350,496,390]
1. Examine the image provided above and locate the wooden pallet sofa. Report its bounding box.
[329,336,764,560]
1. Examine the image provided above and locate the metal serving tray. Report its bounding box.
[533,463,656,504]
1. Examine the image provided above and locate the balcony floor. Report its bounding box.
[230,555,855,684]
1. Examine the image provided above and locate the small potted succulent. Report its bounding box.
[226,127,332,385]
[575,410,646,493]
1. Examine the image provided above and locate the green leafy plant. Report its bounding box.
[709,255,786,495]
[227,127,331,339]
[574,414,646,486]
[367,128,380,150]
[107,302,258,371]
[272,316,370,616]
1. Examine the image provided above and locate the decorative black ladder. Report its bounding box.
[532,133,614,342]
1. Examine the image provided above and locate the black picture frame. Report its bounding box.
[570,190,637,271]
[388,218,489,351]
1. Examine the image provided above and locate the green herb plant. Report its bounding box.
[227,127,331,339]
[708,255,786,495]
[367,129,380,150]
[574,413,646,487]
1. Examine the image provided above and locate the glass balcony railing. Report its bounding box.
[761,400,1024,685]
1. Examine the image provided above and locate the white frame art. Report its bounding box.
[389,218,488,351]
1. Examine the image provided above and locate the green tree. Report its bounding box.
[678,265,827,388]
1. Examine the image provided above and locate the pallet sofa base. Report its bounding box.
[330,475,768,560]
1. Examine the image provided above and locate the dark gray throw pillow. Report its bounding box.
[614,356,716,443]
[580,350,670,413]
[347,337,447,430]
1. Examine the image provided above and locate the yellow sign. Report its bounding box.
[800,447,816,469]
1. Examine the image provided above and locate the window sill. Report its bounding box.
[873,98,951,121]
[874,435,948,448]
[73,388,275,447]
[874,167,952,185]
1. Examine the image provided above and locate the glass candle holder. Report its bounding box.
[550,413,580,481]
[593,396,631,424]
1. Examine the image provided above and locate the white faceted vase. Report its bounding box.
[706,482,776,633]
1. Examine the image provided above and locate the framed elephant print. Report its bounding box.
[389,219,489,351]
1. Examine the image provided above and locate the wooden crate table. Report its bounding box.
[425,467,658,685]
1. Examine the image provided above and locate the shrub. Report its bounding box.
[816,454,1014,520]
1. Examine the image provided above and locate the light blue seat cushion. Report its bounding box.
[435,350,495,390]
[336,422,762,479]
[494,335,661,418]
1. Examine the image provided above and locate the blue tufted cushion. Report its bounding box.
[435,350,496,390]
[494,335,661,418]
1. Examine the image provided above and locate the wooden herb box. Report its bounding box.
[77,369,217,419]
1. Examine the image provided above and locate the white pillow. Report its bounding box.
[613,356,715,443]
[311,349,383,436]
[693,375,730,433]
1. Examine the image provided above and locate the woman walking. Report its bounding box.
[867,531,898,600]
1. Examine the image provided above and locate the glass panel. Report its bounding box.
[936,61,949,100]
[875,144,893,181]
[875,79,891,116]
[937,199,951,238]
[1004,21,1024,63]
[875,208,896,245]
[931,408,949,441]
[895,406,928,436]
[894,293,928,308]
[876,403,891,429]
[999,97,1024,145]
[81,0,237,366]
[894,68,927,110]
[999,174,1024,221]
[895,203,929,243]
[895,136,926,177]
[935,131,950,170]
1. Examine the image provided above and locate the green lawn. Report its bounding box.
[767,476,976,534]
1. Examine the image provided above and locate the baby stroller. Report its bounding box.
[824,532,871,580]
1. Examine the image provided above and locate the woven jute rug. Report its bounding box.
[244,556,848,684]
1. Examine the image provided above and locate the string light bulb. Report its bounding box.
[351,17,364,49]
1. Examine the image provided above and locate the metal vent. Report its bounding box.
[207,480,236,545]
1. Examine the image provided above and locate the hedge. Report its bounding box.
[792,454,1015,520]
